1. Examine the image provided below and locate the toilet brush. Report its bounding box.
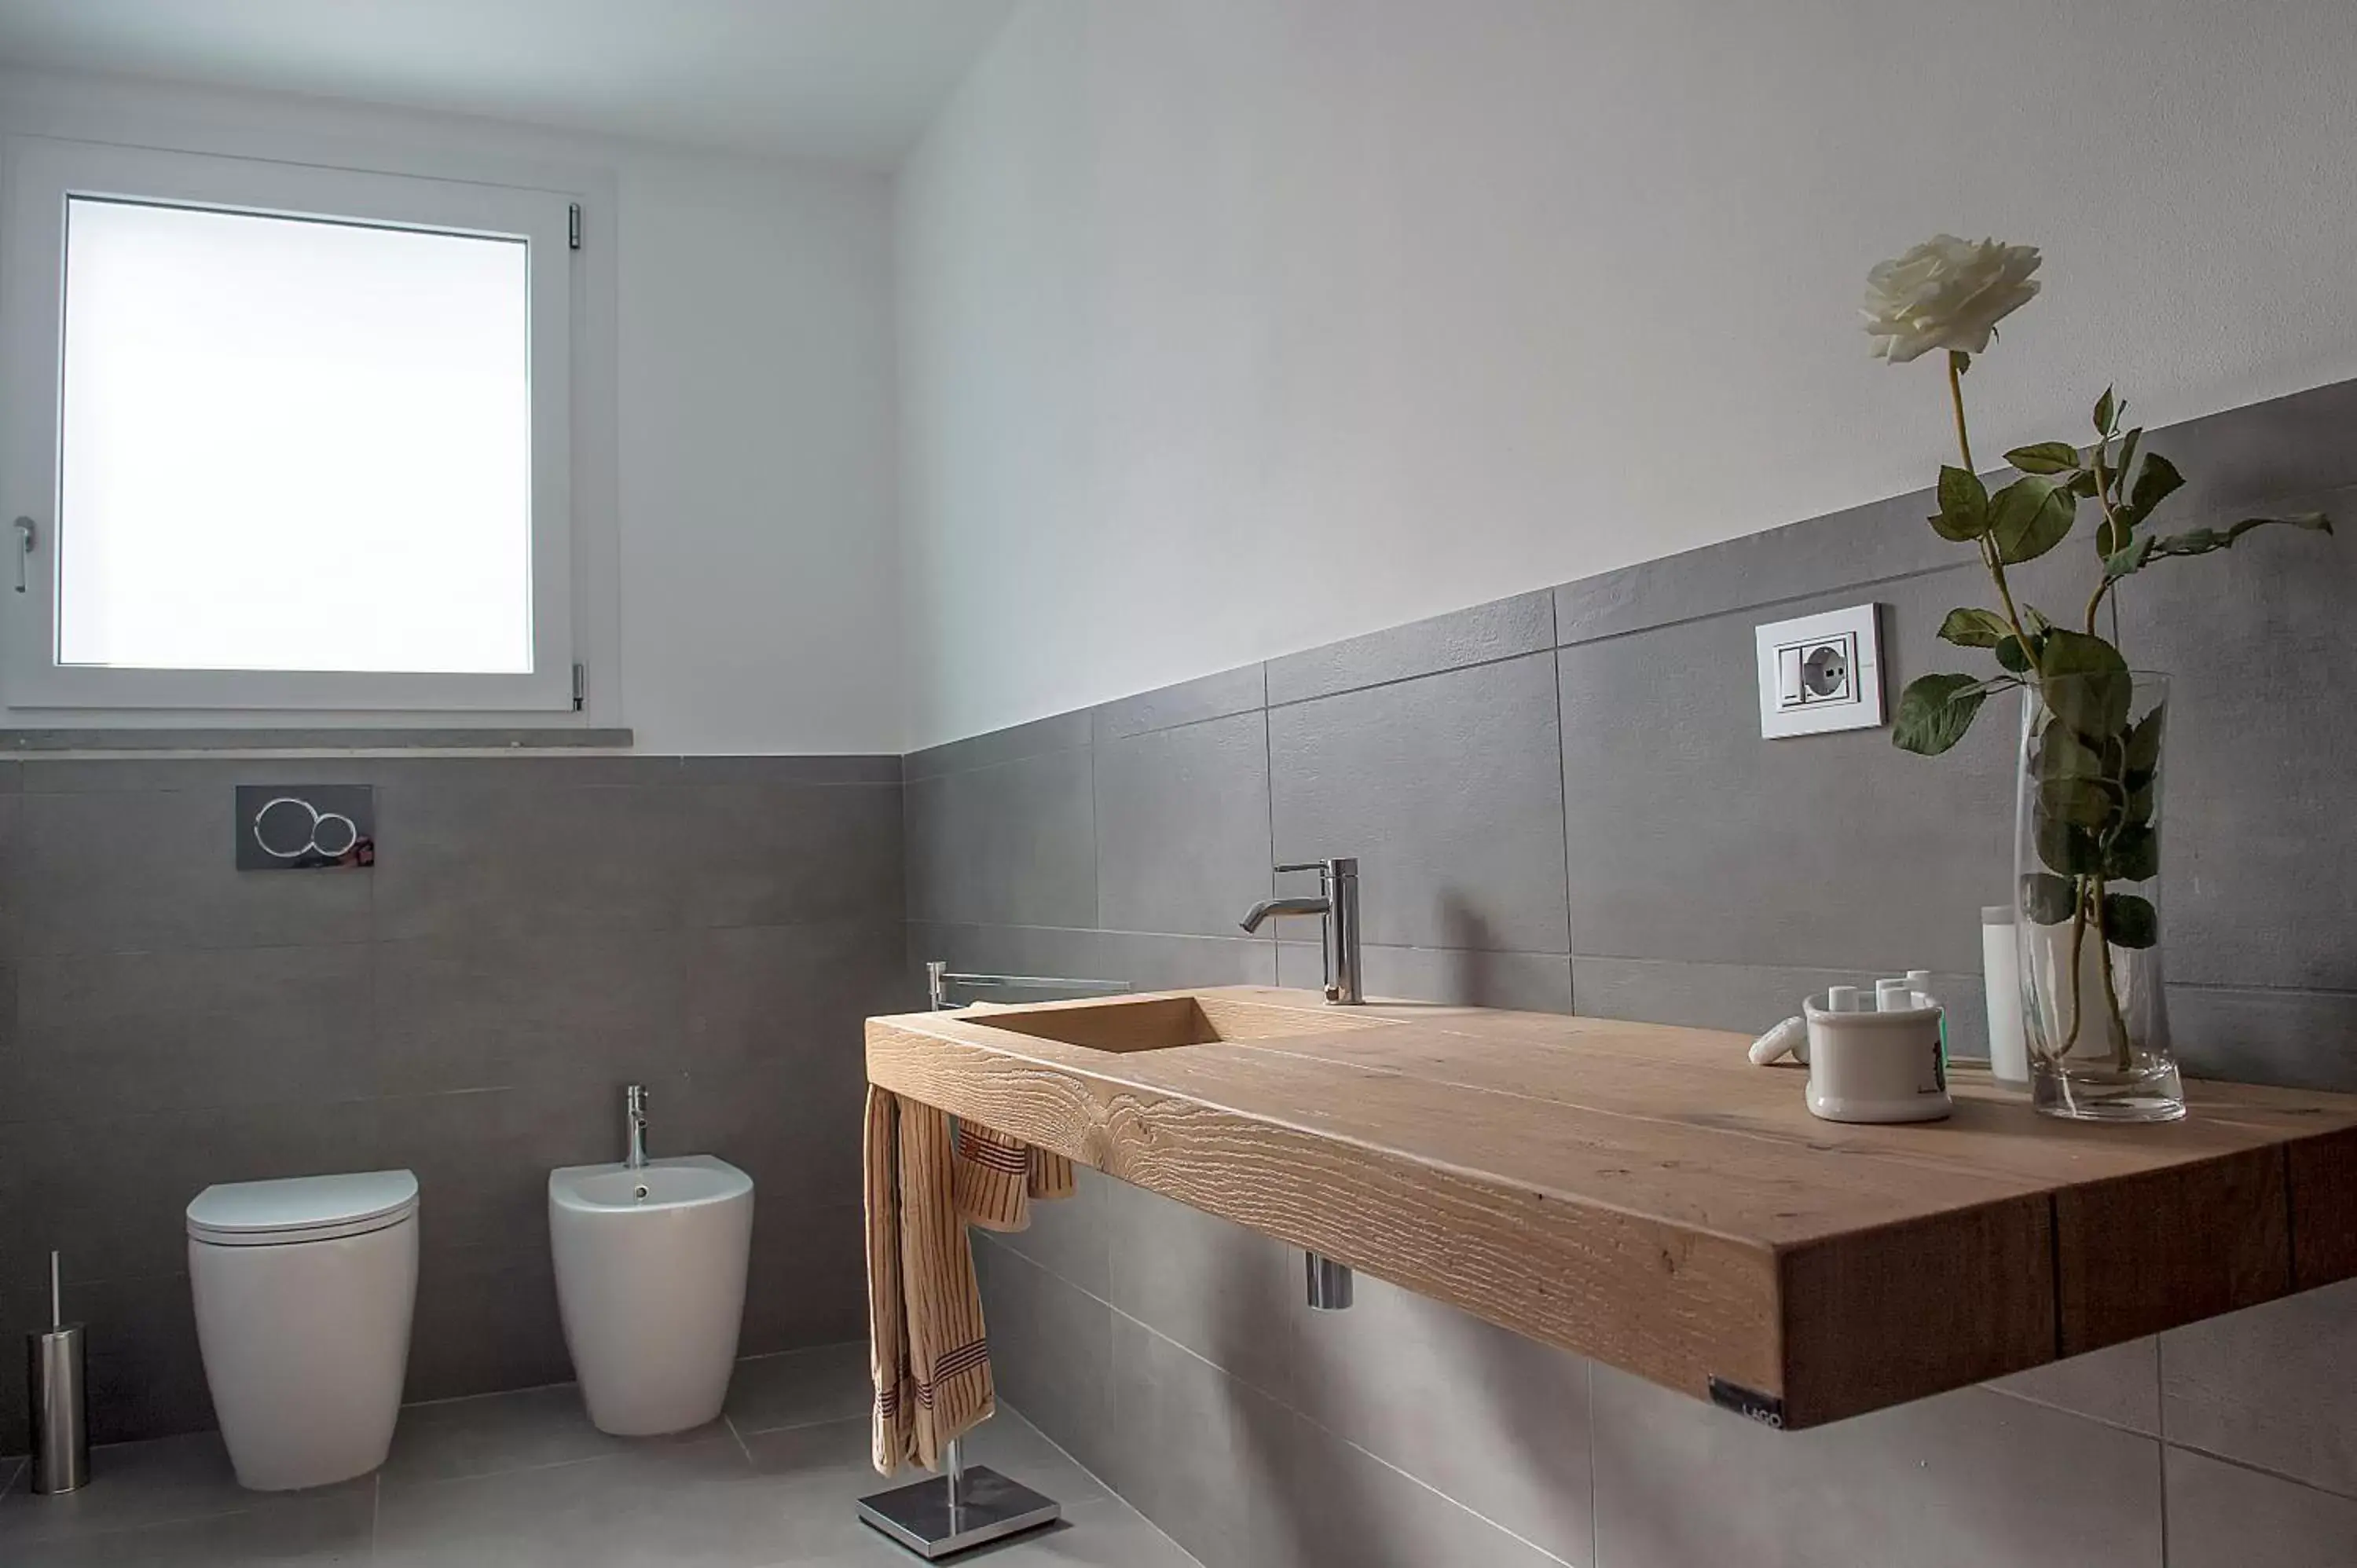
[27,1250,89,1494]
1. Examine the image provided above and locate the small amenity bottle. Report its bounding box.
[1981,906,2029,1086]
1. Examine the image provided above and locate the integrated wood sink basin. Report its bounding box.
[970,991,1391,1053]
[867,986,2357,1431]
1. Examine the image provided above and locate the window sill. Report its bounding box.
[0,727,635,754]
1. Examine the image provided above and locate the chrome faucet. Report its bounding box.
[623,1083,649,1170]
[1241,858,1363,1005]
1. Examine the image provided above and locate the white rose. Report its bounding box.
[1862,236,2042,364]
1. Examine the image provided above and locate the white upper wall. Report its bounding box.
[0,65,904,753]
[617,146,902,754]
[895,0,2357,749]
[0,0,1016,170]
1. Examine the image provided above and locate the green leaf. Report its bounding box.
[1937,607,2011,648]
[2124,704,2166,773]
[2021,871,2080,925]
[1891,672,1989,757]
[2038,630,2133,739]
[2034,726,2105,782]
[2102,892,2159,949]
[2005,441,2081,475]
[2102,533,2157,583]
[2107,823,2161,882]
[2106,512,2333,583]
[1998,604,2053,676]
[1990,474,2078,564]
[2039,775,2119,829]
[1931,466,1991,541]
[2124,452,2184,524]
[2036,815,2104,878]
[2093,387,2117,435]
[2114,427,2142,490]
[2124,778,2155,826]
[2066,469,2102,499]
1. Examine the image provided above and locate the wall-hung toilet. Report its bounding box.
[187,1170,419,1491]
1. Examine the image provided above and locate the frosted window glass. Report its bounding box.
[58,198,533,672]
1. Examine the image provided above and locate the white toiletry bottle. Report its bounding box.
[1981,906,2029,1086]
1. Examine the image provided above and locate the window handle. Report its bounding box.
[12,517,32,594]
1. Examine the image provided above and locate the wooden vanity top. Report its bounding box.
[865,987,2357,1430]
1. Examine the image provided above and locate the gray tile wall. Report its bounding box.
[0,753,911,1452]
[904,378,2357,1566]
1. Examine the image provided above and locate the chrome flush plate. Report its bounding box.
[234,784,375,870]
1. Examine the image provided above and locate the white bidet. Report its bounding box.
[549,1155,754,1435]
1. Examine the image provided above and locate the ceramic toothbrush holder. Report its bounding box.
[1802,993,1951,1123]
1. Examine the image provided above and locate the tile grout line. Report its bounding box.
[1552,557,1983,652]
[904,738,1094,786]
[1263,642,1556,716]
[917,548,1985,764]
[1260,670,1279,979]
[1548,590,1577,1009]
[1113,1297,1581,1567]
[1021,1178,2341,1556]
[849,930,2348,999]
[988,1402,1200,1565]
[1585,1357,1600,1568]
[2155,1434,2357,1505]
[1087,720,1102,938]
[1094,1276,1573,1557]
[1981,1380,2154,1442]
[1093,696,1270,747]
[911,915,1572,962]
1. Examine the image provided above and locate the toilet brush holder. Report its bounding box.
[27,1251,88,1495]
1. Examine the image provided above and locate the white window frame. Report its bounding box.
[1,136,575,711]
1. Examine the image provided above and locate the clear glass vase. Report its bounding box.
[2014,672,2180,1122]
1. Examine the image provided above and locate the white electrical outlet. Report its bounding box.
[1756,604,1883,738]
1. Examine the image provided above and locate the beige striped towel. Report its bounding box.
[865,1086,1076,1475]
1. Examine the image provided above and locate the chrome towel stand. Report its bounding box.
[855,962,1127,1560]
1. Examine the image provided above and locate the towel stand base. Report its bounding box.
[856,965,1103,1558]
[856,1459,1062,1559]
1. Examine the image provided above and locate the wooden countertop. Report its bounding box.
[865,987,2357,1430]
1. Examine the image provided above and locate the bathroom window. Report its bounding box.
[0,138,577,711]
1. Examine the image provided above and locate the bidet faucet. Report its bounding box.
[623,1083,649,1170]
[1240,858,1363,1005]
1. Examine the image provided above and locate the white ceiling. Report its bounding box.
[0,0,1017,168]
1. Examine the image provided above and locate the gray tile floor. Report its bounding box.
[0,1343,1199,1567]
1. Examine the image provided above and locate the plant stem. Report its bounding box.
[1983,538,2031,645]
[2089,885,2132,1071]
[2058,882,2089,1057]
[2084,434,2131,634]
[1947,352,2033,646]
[1946,351,1975,471]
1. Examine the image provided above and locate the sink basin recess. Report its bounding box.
[972,992,1384,1053]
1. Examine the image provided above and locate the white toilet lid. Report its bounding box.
[187,1170,418,1247]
